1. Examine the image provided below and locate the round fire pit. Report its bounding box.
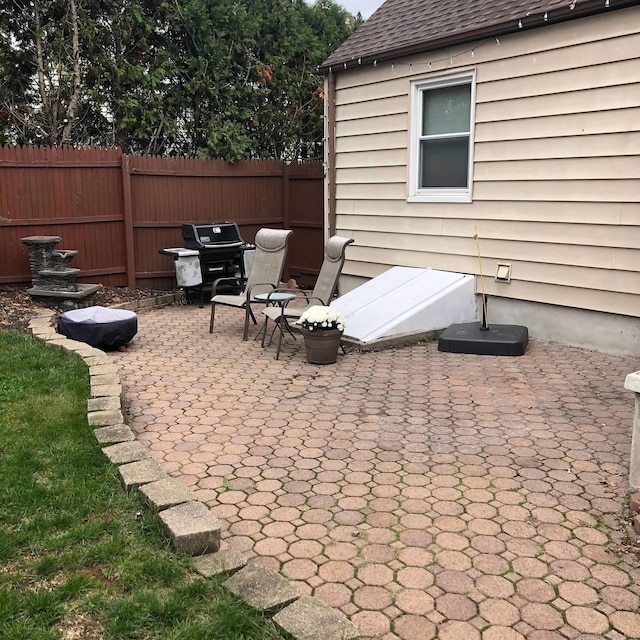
[57,306,138,349]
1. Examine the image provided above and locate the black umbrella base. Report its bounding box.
[438,321,528,356]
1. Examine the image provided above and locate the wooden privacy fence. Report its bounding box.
[0,146,325,290]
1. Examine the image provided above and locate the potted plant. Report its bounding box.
[298,306,346,365]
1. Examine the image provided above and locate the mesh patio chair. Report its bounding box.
[261,235,354,359]
[209,228,293,340]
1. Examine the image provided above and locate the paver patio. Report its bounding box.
[114,304,640,640]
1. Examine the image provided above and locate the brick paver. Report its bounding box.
[114,305,640,639]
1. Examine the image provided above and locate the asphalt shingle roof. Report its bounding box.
[320,0,639,72]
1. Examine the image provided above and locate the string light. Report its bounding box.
[328,35,501,74]
[324,3,604,76]
[605,0,610,5]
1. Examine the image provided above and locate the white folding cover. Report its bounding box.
[330,267,477,343]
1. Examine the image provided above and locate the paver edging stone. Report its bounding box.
[630,490,640,515]
[118,458,168,492]
[88,409,125,426]
[628,490,640,537]
[102,440,150,464]
[224,564,300,613]
[90,373,121,387]
[28,299,360,639]
[192,546,248,577]
[138,478,197,512]
[87,396,121,412]
[90,383,123,399]
[93,424,136,444]
[158,501,221,555]
[273,596,359,640]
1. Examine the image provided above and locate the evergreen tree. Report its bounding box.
[0,0,357,159]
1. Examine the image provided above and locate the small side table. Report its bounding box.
[254,292,296,346]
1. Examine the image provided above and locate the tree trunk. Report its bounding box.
[62,0,82,143]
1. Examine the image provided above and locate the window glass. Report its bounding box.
[419,138,469,188]
[422,84,471,137]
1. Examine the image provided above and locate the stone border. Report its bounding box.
[109,292,184,312]
[27,297,359,640]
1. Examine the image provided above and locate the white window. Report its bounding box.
[409,71,475,203]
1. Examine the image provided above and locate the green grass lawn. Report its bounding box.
[0,330,282,640]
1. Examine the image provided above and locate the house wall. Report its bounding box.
[330,6,640,351]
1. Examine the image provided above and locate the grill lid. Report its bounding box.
[182,222,244,250]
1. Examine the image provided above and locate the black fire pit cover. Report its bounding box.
[57,306,138,349]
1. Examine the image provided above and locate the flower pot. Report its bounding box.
[301,328,344,365]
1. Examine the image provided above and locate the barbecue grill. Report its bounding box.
[161,222,254,306]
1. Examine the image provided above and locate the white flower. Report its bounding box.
[299,305,346,332]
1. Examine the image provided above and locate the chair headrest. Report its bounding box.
[255,228,293,252]
[325,236,354,262]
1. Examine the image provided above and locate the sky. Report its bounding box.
[338,0,385,19]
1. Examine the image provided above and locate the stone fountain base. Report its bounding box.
[27,283,102,300]
[21,235,100,301]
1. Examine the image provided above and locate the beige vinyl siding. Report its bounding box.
[476,58,640,102]
[336,95,407,120]
[476,84,640,120]
[474,108,640,141]
[336,200,640,225]
[336,131,407,153]
[332,6,640,317]
[340,229,640,274]
[475,133,640,161]
[336,148,407,168]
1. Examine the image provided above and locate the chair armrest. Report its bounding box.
[246,282,276,301]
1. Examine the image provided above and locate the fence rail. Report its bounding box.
[0,146,324,290]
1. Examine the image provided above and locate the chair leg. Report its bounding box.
[261,317,269,347]
[243,307,250,341]
[209,302,216,333]
[275,318,284,360]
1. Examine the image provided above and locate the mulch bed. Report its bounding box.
[0,285,174,334]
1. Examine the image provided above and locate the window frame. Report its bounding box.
[408,70,476,203]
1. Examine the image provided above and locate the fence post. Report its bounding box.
[282,162,291,280]
[121,154,136,289]
[282,161,290,230]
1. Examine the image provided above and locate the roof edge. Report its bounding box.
[318,0,639,74]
